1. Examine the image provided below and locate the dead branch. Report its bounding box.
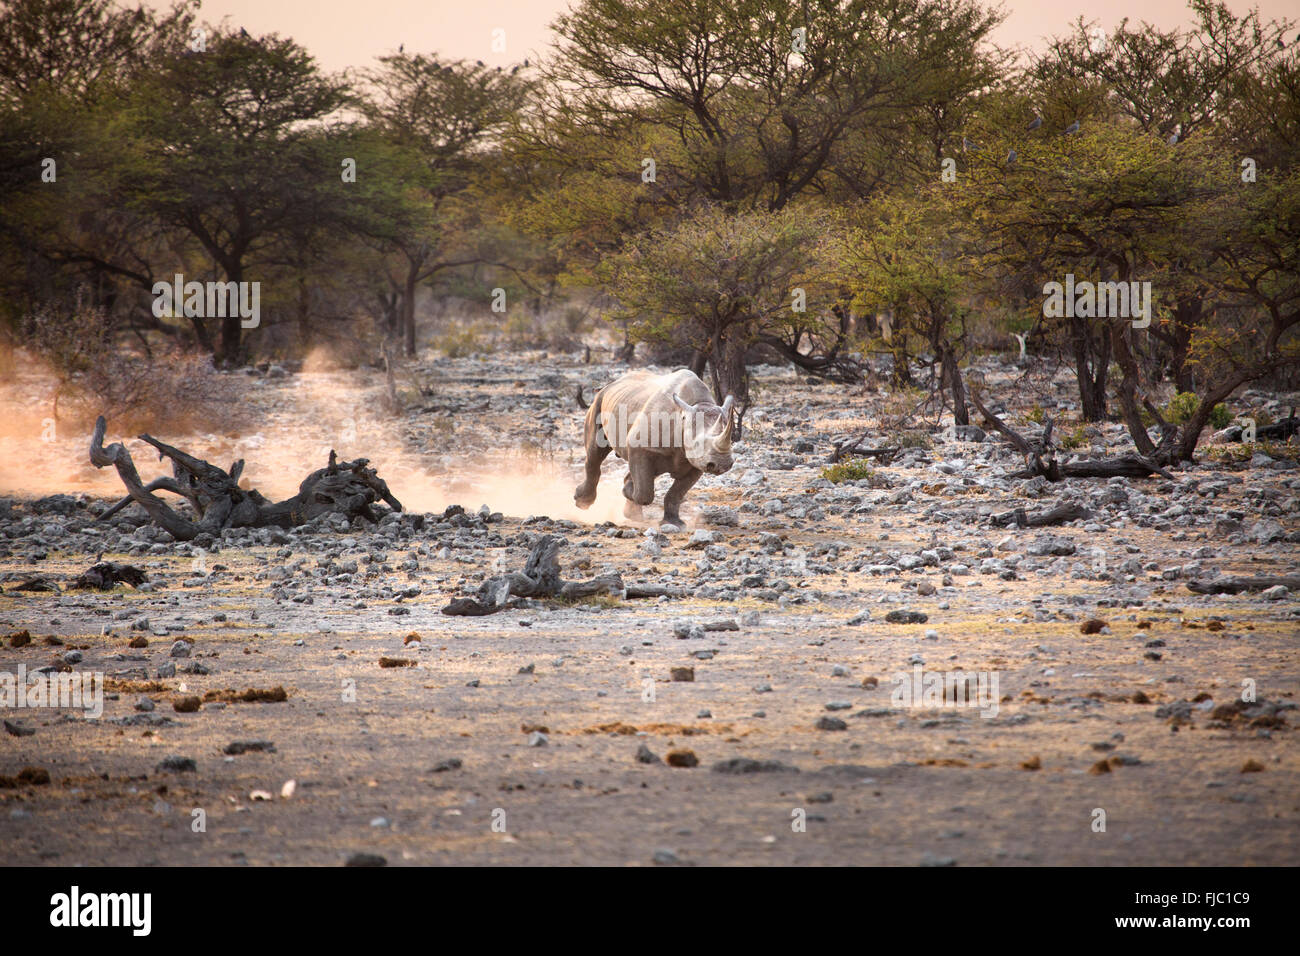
[1186,576,1300,595]
[90,416,402,539]
[990,501,1092,528]
[967,389,1173,481]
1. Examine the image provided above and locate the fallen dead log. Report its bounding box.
[625,583,692,599]
[90,416,402,540]
[829,437,899,464]
[1186,576,1300,595]
[989,502,1092,528]
[442,536,688,614]
[1008,456,1174,481]
[967,389,1173,481]
[442,535,625,614]
[1220,409,1299,442]
[72,562,147,590]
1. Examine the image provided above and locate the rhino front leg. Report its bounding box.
[575,422,611,509]
[662,469,701,527]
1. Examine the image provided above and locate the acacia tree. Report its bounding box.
[118,27,351,364]
[0,0,196,330]
[835,189,973,422]
[513,0,1003,382]
[600,203,829,410]
[360,54,533,355]
[1031,0,1295,395]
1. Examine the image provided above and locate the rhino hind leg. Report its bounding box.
[625,458,656,506]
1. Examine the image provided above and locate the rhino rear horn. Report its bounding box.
[672,394,694,412]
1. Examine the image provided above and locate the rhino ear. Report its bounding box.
[672,394,693,412]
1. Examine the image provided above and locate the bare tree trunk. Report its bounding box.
[1071,316,1109,421]
[217,264,243,367]
[402,270,417,357]
[941,346,968,425]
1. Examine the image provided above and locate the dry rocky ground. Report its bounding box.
[1,352,1297,866]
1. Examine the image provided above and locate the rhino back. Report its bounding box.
[597,369,711,459]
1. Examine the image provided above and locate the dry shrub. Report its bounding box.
[25,298,245,434]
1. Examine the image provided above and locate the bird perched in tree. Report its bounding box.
[1006,148,1017,164]
[1167,129,1179,145]
[1063,120,1080,135]
[962,137,979,152]
[476,59,484,67]
[239,26,250,38]
[1026,115,1042,131]
[1276,36,1285,49]
[399,43,404,53]
[510,65,519,75]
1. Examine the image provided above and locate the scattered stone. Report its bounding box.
[156,755,197,773]
[670,666,695,682]
[635,744,661,764]
[885,610,928,624]
[666,749,699,768]
[344,853,387,867]
[172,695,201,713]
[224,740,276,755]
[711,758,799,774]
[3,720,35,738]
[816,716,848,731]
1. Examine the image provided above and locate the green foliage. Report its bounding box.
[1164,392,1201,424]
[1209,404,1233,430]
[435,325,485,358]
[601,203,830,399]
[1060,425,1088,449]
[821,459,876,483]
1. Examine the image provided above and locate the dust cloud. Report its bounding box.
[0,347,639,525]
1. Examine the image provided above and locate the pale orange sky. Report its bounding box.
[146,0,1297,72]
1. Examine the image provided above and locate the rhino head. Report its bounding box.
[672,393,735,475]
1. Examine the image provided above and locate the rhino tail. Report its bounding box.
[576,383,591,409]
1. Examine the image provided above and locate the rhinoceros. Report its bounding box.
[574,369,735,525]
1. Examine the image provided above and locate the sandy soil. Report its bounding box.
[1,353,1297,865]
